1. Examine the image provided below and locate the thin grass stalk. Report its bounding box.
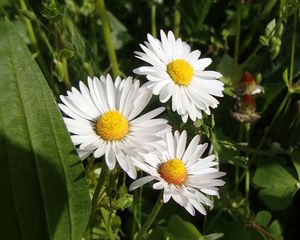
[97,0,120,78]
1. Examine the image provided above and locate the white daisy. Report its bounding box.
[58,74,171,179]
[129,130,225,216]
[133,30,224,122]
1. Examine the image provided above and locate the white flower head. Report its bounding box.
[134,30,224,122]
[129,130,226,216]
[59,74,171,179]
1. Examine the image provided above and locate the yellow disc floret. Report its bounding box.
[159,158,187,185]
[167,59,194,86]
[96,111,129,141]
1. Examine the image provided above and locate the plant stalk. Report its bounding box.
[97,0,120,78]
[84,163,109,238]
[173,0,181,37]
[289,9,297,86]
[19,0,52,84]
[151,4,157,38]
[232,0,242,86]
[135,192,163,239]
[245,123,251,201]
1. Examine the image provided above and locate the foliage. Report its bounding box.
[1,0,300,239]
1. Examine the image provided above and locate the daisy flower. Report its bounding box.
[129,130,225,215]
[58,74,171,179]
[133,30,224,122]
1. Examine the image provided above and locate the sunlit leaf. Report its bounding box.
[0,20,91,240]
[252,163,298,210]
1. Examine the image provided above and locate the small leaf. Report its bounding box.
[282,68,289,87]
[252,163,298,210]
[217,54,242,86]
[265,19,276,36]
[255,211,272,228]
[60,48,75,60]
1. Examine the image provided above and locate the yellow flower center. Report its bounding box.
[159,158,187,185]
[96,111,129,141]
[167,59,194,86]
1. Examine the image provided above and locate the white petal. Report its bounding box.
[176,130,187,159]
[129,176,155,191]
[153,181,164,190]
[183,135,200,163]
[105,143,116,170]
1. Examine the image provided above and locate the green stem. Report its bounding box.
[235,145,289,156]
[19,0,52,84]
[84,163,109,238]
[241,92,290,179]
[173,0,181,37]
[135,192,163,240]
[244,123,251,201]
[97,0,120,78]
[232,0,242,86]
[151,4,157,38]
[205,208,224,234]
[62,57,71,88]
[256,93,290,151]
[105,212,115,240]
[242,44,263,67]
[289,10,297,86]
[235,124,244,187]
[240,0,277,54]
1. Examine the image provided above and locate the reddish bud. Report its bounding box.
[241,71,256,86]
[239,94,256,114]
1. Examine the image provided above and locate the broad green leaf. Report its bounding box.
[208,213,263,240]
[166,215,202,240]
[0,21,91,240]
[252,163,298,210]
[291,148,300,180]
[147,226,167,240]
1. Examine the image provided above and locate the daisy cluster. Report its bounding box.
[59,30,225,215]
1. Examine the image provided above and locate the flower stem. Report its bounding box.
[97,0,120,78]
[289,9,297,86]
[151,4,157,38]
[235,123,244,187]
[173,0,181,37]
[62,57,71,88]
[19,0,52,84]
[232,0,242,86]
[257,93,289,151]
[244,123,251,201]
[84,162,108,238]
[135,192,163,240]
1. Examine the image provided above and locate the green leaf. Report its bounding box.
[252,163,298,210]
[291,148,300,180]
[255,211,272,229]
[260,81,285,113]
[282,68,289,88]
[166,215,202,240]
[147,226,167,240]
[217,54,242,86]
[268,220,283,240]
[0,21,91,240]
[211,128,247,168]
[107,11,132,50]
